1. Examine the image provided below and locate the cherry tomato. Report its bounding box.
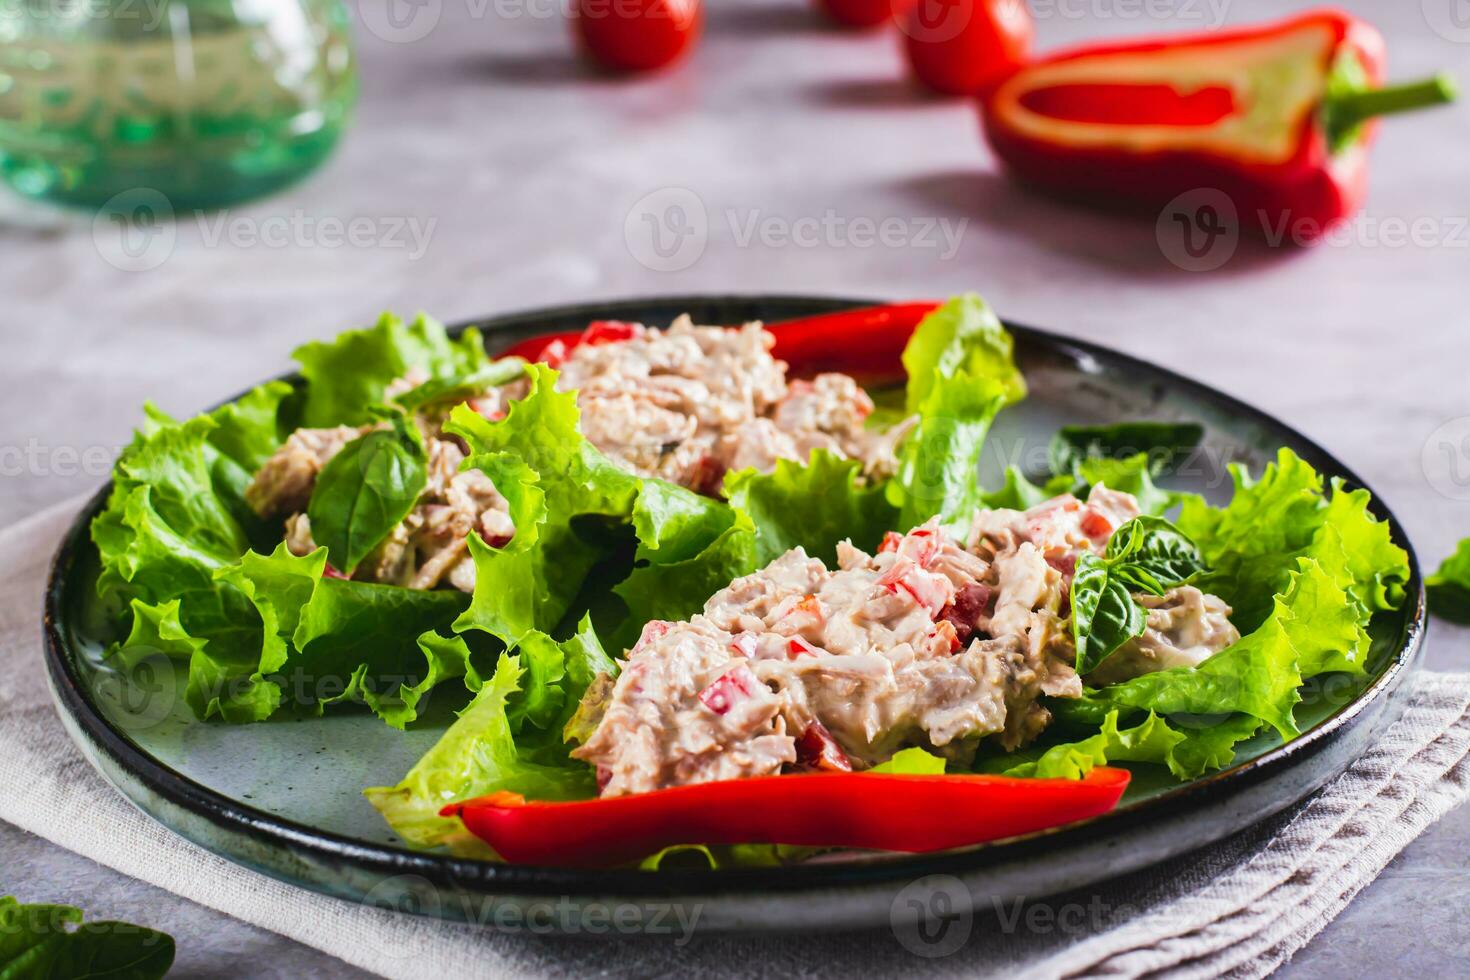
[900,0,1033,96]
[573,0,702,73]
[815,0,912,28]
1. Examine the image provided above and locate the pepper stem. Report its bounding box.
[1328,74,1457,131]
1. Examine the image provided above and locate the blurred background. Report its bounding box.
[2,0,1469,973]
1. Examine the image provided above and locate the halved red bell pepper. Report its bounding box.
[497,302,940,379]
[443,767,1130,867]
[980,10,1455,239]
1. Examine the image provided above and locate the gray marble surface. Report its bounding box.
[3,0,1469,975]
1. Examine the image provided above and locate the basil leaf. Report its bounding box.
[1071,517,1204,674]
[1071,553,1148,675]
[0,896,174,980]
[1049,421,1204,478]
[391,358,528,413]
[1105,516,1205,594]
[306,415,427,575]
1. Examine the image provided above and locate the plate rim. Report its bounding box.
[43,292,1427,901]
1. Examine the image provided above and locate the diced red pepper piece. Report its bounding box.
[697,665,759,715]
[322,563,349,580]
[632,620,673,654]
[939,583,995,646]
[538,338,570,369]
[929,619,963,654]
[787,637,819,659]
[1079,508,1114,540]
[689,454,728,498]
[1046,554,1077,579]
[795,721,852,772]
[446,767,1132,867]
[581,320,640,345]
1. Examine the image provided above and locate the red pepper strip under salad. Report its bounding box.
[497,301,941,377]
[445,767,1130,867]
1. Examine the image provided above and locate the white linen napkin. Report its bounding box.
[3,499,1468,980]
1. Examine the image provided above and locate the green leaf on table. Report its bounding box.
[0,895,174,980]
[1428,538,1470,624]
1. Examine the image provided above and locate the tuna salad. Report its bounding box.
[244,316,909,591]
[571,487,1241,796]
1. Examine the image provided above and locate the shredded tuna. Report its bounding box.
[246,315,912,593]
[572,518,1084,796]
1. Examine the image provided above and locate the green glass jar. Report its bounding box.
[0,0,357,211]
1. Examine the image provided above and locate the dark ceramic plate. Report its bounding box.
[44,295,1424,932]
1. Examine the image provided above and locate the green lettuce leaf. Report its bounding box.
[448,365,643,645]
[94,399,292,702]
[365,617,611,853]
[888,371,1006,536]
[1428,538,1470,624]
[724,450,896,566]
[869,746,948,775]
[1177,448,1409,633]
[993,710,1262,782]
[293,312,491,427]
[201,544,471,726]
[902,293,1026,411]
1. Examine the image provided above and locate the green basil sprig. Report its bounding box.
[390,359,528,413]
[1072,516,1206,675]
[306,411,428,575]
[0,895,175,979]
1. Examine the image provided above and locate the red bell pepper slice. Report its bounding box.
[497,301,940,379]
[981,11,1454,239]
[443,767,1130,867]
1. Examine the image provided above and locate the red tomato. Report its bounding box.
[900,0,1033,96]
[815,0,912,28]
[573,0,702,73]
